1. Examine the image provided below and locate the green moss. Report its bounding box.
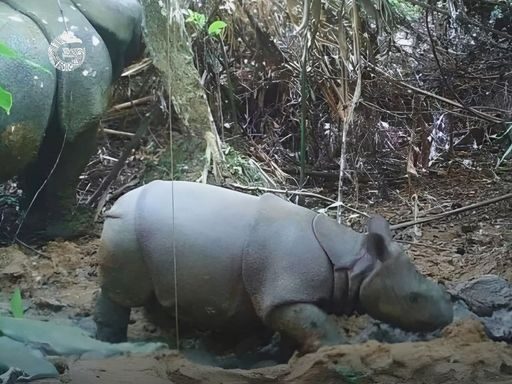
[0,121,43,181]
[222,144,266,186]
[143,134,206,183]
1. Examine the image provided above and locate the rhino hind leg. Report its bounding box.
[267,303,344,353]
[20,120,98,239]
[43,123,98,238]
[94,291,131,343]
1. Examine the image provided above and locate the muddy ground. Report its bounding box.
[1,158,511,383]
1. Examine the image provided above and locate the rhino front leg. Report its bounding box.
[267,303,344,354]
[94,291,131,343]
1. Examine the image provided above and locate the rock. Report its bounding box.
[452,299,480,322]
[448,275,512,342]
[481,309,512,342]
[448,274,512,316]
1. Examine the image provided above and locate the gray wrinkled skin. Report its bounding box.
[0,3,56,181]
[0,0,142,237]
[71,0,143,77]
[95,180,454,352]
[5,0,112,141]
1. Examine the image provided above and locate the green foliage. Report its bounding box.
[208,20,227,36]
[185,9,227,37]
[10,288,24,318]
[0,85,12,115]
[186,9,206,29]
[388,0,422,21]
[142,137,206,183]
[223,144,265,185]
[0,42,15,114]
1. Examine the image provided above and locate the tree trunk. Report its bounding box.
[140,0,223,182]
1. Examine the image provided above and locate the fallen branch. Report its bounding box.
[390,192,512,230]
[102,128,135,137]
[107,95,155,113]
[282,167,343,180]
[14,238,51,259]
[395,239,453,252]
[121,58,152,77]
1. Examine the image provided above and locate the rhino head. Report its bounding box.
[313,214,453,332]
[357,216,454,332]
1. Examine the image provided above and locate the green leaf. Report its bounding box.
[0,85,12,115]
[10,288,24,318]
[0,41,52,75]
[186,10,206,29]
[0,42,18,59]
[208,20,227,36]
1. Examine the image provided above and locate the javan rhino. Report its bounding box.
[0,0,142,237]
[94,180,454,352]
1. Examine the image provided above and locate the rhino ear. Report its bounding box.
[367,215,392,241]
[365,233,391,262]
[365,215,394,262]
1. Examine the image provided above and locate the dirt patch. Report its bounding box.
[1,161,511,383]
[33,320,512,384]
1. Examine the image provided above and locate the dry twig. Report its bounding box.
[390,192,512,230]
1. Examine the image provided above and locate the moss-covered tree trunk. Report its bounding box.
[140,0,223,182]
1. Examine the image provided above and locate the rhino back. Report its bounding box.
[5,0,112,141]
[135,180,259,329]
[70,0,143,77]
[0,3,56,181]
[242,194,333,323]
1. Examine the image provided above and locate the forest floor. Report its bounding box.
[0,154,511,383]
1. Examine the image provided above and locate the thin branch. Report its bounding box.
[102,128,135,137]
[390,192,512,230]
[227,183,369,217]
[107,95,155,113]
[368,62,504,124]
[406,0,512,40]
[227,183,336,203]
[425,9,503,124]
[396,239,452,252]
[87,111,154,206]
[14,238,51,259]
